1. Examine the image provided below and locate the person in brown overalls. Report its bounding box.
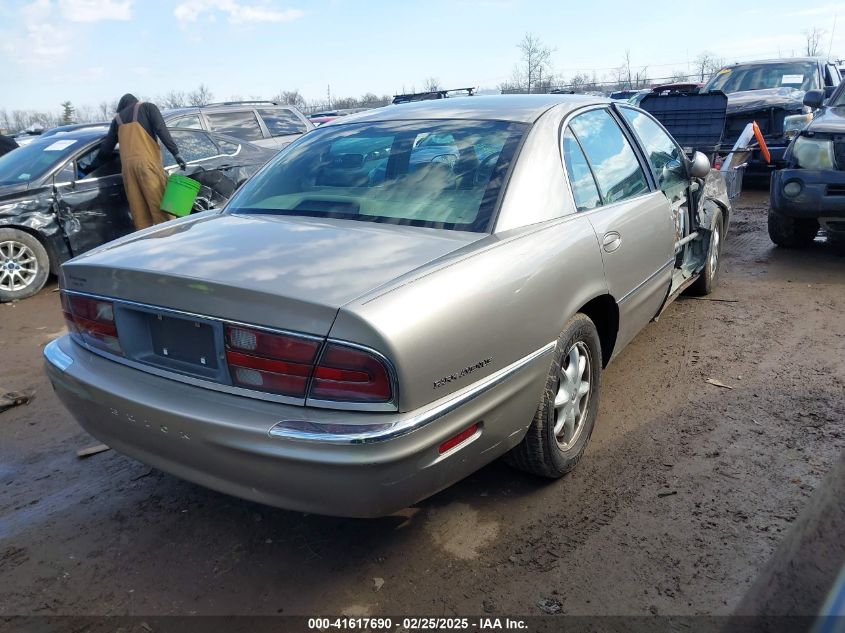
[91,94,187,230]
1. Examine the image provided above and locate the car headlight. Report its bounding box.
[791,135,835,169]
[784,113,813,140]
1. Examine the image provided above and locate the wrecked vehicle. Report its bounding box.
[0,127,275,301]
[704,58,841,175]
[44,95,732,517]
[769,86,845,246]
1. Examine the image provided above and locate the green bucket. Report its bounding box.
[161,173,201,217]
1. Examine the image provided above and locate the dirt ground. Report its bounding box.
[1,190,843,619]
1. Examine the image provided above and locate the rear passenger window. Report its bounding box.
[162,130,220,166]
[562,129,600,211]
[205,111,264,142]
[169,115,203,130]
[569,108,649,204]
[257,108,307,136]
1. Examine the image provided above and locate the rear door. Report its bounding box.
[203,109,272,148]
[161,130,243,208]
[563,107,675,349]
[256,107,313,149]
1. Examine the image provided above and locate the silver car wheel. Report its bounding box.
[0,240,38,292]
[553,341,591,450]
[710,222,720,274]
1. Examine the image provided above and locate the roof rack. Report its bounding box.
[392,87,476,105]
[205,100,281,107]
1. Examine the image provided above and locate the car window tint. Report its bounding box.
[257,108,306,136]
[205,111,264,141]
[569,109,649,204]
[162,130,220,166]
[620,108,686,200]
[228,119,527,232]
[216,138,240,155]
[562,129,600,211]
[170,115,203,130]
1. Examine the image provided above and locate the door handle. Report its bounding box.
[602,231,622,252]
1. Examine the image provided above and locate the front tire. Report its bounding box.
[506,313,602,478]
[687,208,724,296]
[0,228,49,302]
[768,208,818,248]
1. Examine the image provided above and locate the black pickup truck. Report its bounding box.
[704,58,841,176]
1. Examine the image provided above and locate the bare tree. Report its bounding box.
[187,84,214,106]
[514,33,554,93]
[805,27,825,56]
[273,90,307,109]
[160,90,187,108]
[669,69,691,83]
[75,104,96,123]
[423,77,441,92]
[694,51,724,82]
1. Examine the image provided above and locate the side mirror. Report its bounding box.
[804,89,825,109]
[689,151,711,179]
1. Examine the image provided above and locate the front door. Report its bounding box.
[563,107,675,350]
[54,145,133,256]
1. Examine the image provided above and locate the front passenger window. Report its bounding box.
[569,109,649,204]
[620,107,687,202]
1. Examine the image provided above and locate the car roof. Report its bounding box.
[722,57,826,67]
[324,94,608,125]
[34,128,110,143]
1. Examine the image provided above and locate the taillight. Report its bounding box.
[61,292,122,355]
[310,343,392,403]
[225,325,320,398]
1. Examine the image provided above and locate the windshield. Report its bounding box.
[0,136,87,186]
[227,119,527,232]
[705,62,819,93]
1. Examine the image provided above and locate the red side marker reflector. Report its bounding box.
[439,423,480,454]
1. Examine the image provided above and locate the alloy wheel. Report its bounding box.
[553,341,592,450]
[0,240,38,292]
[710,222,720,275]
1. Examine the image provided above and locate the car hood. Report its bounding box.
[62,213,485,335]
[806,105,845,134]
[0,182,31,199]
[726,88,805,114]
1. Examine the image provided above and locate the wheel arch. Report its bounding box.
[0,222,70,275]
[576,294,619,367]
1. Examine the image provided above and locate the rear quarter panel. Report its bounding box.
[330,216,608,413]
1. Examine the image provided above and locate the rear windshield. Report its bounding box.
[227,119,527,232]
[0,136,87,185]
[705,62,819,93]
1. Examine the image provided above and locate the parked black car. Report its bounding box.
[769,87,845,247]
[0,127,275,301]
[163,101,314,150]
[704,57,841,175]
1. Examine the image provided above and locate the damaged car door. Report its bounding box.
[53,143,134,256]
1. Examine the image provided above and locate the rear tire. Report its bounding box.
[768,208,818,248]
[688,208,724,296]
[0,228,49,302]
[506,313,602,478]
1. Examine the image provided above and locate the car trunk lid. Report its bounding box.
[61,212,483,336]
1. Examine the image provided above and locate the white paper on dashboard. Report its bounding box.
[781,74,804,84]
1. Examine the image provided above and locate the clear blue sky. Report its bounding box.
[2,0,844,112]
